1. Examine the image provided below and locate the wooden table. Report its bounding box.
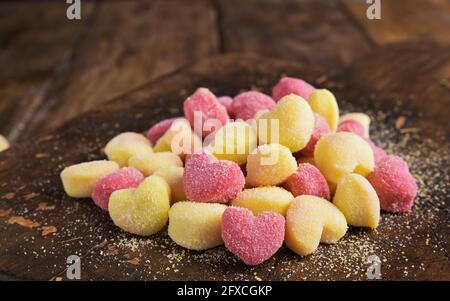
[0,0,449,280]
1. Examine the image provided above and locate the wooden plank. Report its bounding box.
[342,42,450,127]
[0,50,448,280]
[20,0,219,139]
[0,1,96,142]
[341,0,450,45]
[217,0,372,67]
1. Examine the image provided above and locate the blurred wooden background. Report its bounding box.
[0,0,449,145]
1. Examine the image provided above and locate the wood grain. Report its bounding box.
[0,1,96,142]
[217,0,372,67]
[0,50,448,280]
[343,42,450,128]
[18,0,220,139]
[0,0,449,280]
[341,0,450,45]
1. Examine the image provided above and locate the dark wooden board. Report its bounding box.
[341,0,450,46]
[0,46,449,280]
[0,1,96,142]
[217,0,372,67]
[15,0,220,142]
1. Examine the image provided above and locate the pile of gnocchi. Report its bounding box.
[60,77,417,265]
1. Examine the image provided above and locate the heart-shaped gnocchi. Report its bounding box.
[104,132,153,167]
[221,207,285,265]
[314,132,375,186]
[285,195,347,256]
[231,186,293,216]
[183,153,245,203]
[60,160,119,198]
[258,94,314,152]
[333,173,380,228]
[108,175,170,236]
[168,201,227,250]
[128,152,183,176]
[246,144,297,187]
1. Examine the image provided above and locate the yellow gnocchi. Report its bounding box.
[105,132,153,167]
[128,152,183,176]
[246,144,297,186]
[0,135,9,152]
[168,201,227,250]
[285,195,348,256]
[108,176,171,236]
[314,132,375,186]
[333,173,380,228]
[60,160,119,198]
[231,186,294,216]
[258,94,314,152]
[308,89,339,132]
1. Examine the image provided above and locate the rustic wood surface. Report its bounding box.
[0,0,449,280]
[0,49,449,280]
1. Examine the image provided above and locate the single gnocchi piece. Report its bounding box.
[221,207,285,265]
[231,186,294,216]
[128,152,183,176]
[285,195,348,256]
[339,112,370,138]
[272,77,315,102]
[183,88,229,138]
[0,135,10,152]
[153,166,186,204]
[308,89,339,132]
[109,176,171,236]
[92,167,145,210]
[60,160,119,198]
[168,201,227,250]
[314,132,375,186]
[246,144,297,187]
[183,153,245,203]
[205,121,257,165]
[153,118,202,156]
[368,155,417,212]
[105,132,153,167]
[283,163,330,200]
[333,173,380,228]
[231,91,275,121]
[258,94,314,152]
